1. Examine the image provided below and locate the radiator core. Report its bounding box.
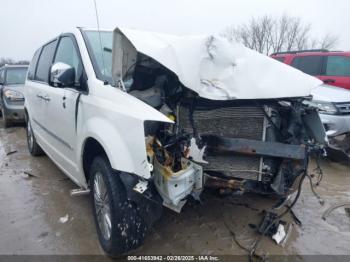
[178,105,267,180]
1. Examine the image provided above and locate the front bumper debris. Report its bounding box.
[203,135,306,160]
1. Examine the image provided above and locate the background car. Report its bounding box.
[0,65,28,127]
[271,49,350,90]
[271,51,350,160]
[309,84,350,160]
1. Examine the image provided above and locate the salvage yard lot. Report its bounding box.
[1,124,350,257]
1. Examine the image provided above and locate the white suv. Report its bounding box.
[25,27,325,256]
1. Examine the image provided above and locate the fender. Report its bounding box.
[78,117,151,180]
[76,83,173,182]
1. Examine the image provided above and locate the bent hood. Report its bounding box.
[112,27,322,100]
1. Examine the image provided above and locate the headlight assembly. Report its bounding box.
[4,90,24,101]
[305,100,338,115]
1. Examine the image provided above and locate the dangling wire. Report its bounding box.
[313,150,324,186]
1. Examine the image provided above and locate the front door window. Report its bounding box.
[54,37,83,87]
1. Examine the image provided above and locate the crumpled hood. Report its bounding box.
[311,84,350,103]
[112,27,322,100]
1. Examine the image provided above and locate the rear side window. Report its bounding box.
[0,69,4,83]
[5,67,28,85]
[324,56,350,76]
[27,48,41,80]
[35,40,57,83]
[291,56,323,76]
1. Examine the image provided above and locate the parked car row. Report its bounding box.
[0,65,28,127]
[271,49,350,89]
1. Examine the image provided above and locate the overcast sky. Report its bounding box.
[0,0,349,61]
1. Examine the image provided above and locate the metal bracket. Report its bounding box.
[133,180,149,194]
[70,188,90,196]
[204,135,306,160]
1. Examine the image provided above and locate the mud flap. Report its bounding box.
[302,109,327,145]
[326,146,350,163]
[326,134,350,163]
[119,172,163,227]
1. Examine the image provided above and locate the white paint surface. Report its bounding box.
[113,28,322,100]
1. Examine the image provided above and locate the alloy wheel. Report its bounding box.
[27,121,34,151]
[93,172,112,241]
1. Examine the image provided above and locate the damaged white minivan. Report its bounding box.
[25,27,326,256]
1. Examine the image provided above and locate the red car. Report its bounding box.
[271,49,350,90]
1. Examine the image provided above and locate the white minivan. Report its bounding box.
[25,27,325,256]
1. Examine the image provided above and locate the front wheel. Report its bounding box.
[90,156,148,256]
[26,116,43,156]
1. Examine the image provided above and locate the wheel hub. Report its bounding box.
[27,122,34,150]
[93,172,112,240]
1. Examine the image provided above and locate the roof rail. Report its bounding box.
[271,49,329,56]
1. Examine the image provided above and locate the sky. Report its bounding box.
[0,0,349,61]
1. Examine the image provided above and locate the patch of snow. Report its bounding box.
[59,214,69,224]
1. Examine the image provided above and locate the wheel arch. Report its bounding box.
[81,136,109,183]
[24,107,28,121]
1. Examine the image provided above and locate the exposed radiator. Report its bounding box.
[178,105,267,180]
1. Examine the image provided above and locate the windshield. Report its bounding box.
[83,30,113,83]
[5,67,28,85]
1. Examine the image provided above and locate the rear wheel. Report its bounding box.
[26,116,43,156]
[90,156,147,256]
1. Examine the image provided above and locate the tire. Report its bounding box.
[26,116,44,156]
[1,107,11,128]
[90,156,148,256]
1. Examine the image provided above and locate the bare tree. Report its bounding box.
[0,57,29,67]
[0,58,15,67]
[222,14,338,55]
[318,34,338,49]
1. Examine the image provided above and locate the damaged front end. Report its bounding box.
[143,94,326,212]
[111,28,326,213]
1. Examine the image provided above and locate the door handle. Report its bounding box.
[62,95,66,108]
[37,93,50,101]
[42,95,51,102]
[324,79,335,84]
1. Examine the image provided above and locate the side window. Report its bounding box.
[35,40,57,83]
[27,48,41,80]
[53,36,83,86]
[0,69,4,83]
[273,57,285,63]
[324,56,350,76]
[291,56,323,76]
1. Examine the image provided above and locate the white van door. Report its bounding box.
[41,35,87,186]
[26,40,58,146]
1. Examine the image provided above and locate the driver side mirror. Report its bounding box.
[50,62,75,87]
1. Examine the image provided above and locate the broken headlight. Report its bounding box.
[307,100,338,115]
[4,89,24,102]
